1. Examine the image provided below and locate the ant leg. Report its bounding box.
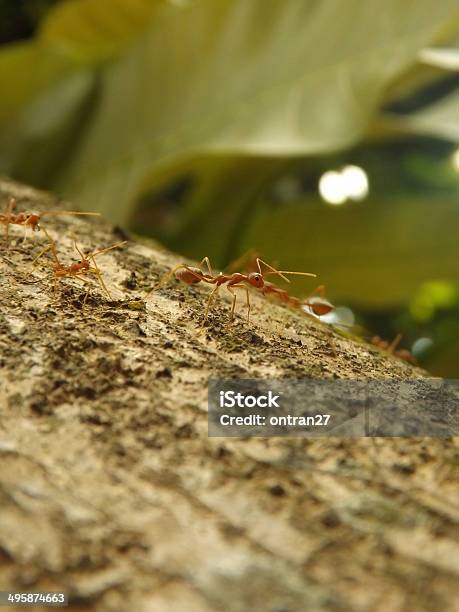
[204,284,220,320]
[88,260,112,299]
[82,281,92,307]
[198,256,214,277]
[243,287,251,322]
[70,274,93,306]
[89,256,105,289]
[94,270,112,299]
[32,244,52,267]
[152,265,180,291]
[227,285,251,323]
[388,333,402,354]
[71,275,91,306]
[226,286,237,322]
[39,229,61,266]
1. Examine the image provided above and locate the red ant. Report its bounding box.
[371,333,417,365]
[153,256,317,323]
[0,197,100,245]
[33,229,127,305]
[225,250,333,319]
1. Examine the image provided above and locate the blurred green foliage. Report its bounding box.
[0,0,458,375]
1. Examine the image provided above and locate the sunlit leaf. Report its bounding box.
[215,197,459,307]
[52,0,459,221]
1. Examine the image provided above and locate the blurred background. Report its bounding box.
[0,0,458,376]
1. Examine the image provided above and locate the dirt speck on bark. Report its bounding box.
[0,178,457,612]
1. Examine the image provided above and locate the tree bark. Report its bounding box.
[0,178,457,611]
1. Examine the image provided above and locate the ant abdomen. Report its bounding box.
[303,297,334,317]
[175,266,203,285]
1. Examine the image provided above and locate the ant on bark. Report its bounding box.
[33,229,127,305]
[371,333,417,364]
[225,249,333,319]
[152,256,317,323]
[0,197,100,246]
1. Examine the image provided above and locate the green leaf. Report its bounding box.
[39,0,159,64]
[51,0,459,221]
[234,197,459,307]
[0,70,96,185]
[0,41,74,124]
[0,0,160,125]
[0,0,159,180]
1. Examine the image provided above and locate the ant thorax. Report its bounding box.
[247,273,264,288]
[25,214,40,231]
[69,260,90,273]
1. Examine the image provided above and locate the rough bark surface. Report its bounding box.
[0,178,457,612]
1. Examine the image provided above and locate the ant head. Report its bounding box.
[248,272,264,288]
[26,214,40,230]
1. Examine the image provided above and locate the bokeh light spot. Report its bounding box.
[341,165,369,201]
[318,171,347,205]
[452,148,459,172]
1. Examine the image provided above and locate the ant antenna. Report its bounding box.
[73,241,86,261]
[257,258,316,282]
[256,258,291,283]
[89,241,127,259]
[34,228,60,266]
[272,271,317,278]
[388,333,403,353]
[40,211,102,218]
